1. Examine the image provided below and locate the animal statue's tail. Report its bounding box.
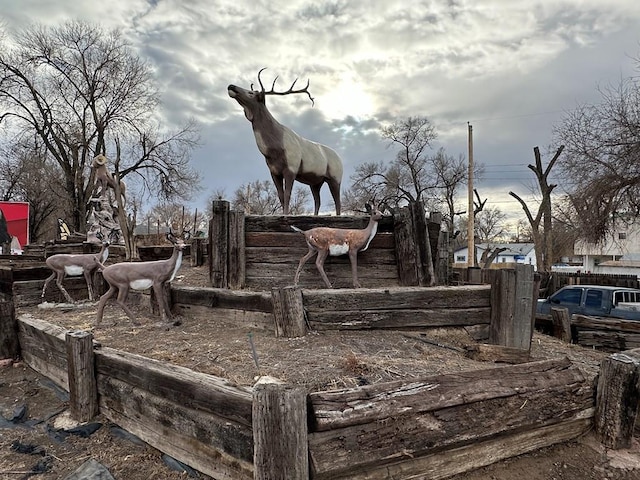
[291,226,304,233]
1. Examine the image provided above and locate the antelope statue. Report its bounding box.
[228,68,343,215]
[41,232,109,303]
[292,203,384,288]
[95,231,190,326]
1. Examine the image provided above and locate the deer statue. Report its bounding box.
[228,68,343,215]
[291,203,384,288]
[91,154,126,203]
[95,231,190,326]
[41,232,109,303]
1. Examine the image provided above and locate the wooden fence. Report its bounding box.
[5,262,635,479]
[209,200,443,290]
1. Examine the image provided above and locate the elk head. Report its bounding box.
[227,68,314,122]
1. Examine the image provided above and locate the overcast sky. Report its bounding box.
[1,1,640,224]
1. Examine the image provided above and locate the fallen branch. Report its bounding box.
[401,334,465,353]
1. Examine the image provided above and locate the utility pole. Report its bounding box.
[467,123,475,267]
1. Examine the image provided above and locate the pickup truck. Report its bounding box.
[536,285,640,320]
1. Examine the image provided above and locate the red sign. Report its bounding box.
[0,201,30,248]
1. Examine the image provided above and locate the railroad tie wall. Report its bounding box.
[11,314,597,480]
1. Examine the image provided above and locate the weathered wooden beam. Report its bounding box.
[595,349,640,449]
[210,200,230,288]
[464,343,530,364]
[0,300,19,359]
[271,286,306,337]
[551,306,572,342]
[309,358,583,431]
[229,210,246,289]
[95,346,253,427]
[308,363,592,477]
[319,415,592,480]
[66,330,98,422]
[98,375,253,480]
[253,379,308,480]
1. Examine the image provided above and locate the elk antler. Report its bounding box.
[253,68,315,106]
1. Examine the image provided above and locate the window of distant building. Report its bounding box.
[456,255,465,262]
[619,232,627,240]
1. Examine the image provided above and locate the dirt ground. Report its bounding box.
[2,263,640,479]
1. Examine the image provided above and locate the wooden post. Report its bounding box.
[271,286,307,337]
[467,267,482,284]
[393,206,420,286]
[210,200,230,288]
[65,331,98,422]
[489,265,535,350]
[228,210,246,289]
[190,237,205,267]
[0,300,19,360]
[551,307,572,342]
[253,380,308,480]
[595,350,640,449]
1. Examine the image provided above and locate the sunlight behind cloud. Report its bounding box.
[319,79,375,121]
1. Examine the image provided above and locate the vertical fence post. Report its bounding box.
[271,286,307,337]
[489,265,534,350]
[253,379,309,480]
[229,210,246,289]
[65,331,98,422]
[0,300,19,360]
[595,350,640,449]
[210,200,230,288]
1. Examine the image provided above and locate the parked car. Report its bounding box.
[536,285,640,320]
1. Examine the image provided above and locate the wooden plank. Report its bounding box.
[0,300,19,359]
[245,275,399,291]
[464,343,530,363]
[95,346,253,427]
[210,200,229,288]
[576,331,640,351]
[245,246,397,265]
[489,268,516,346]
[171,305,274,330]
[246,231,396,249]
[306,308,490,330]
[98,375,253,480]
[14,278,91,306]
[229,210,245,289]
[309,358,583,431]
[309,385,592,477]
[301,286,491,311]
[320,415,593,480]
[245,214,395,233]
[21,350,69,391]
[573,314,640,333]
[170,286,272,312]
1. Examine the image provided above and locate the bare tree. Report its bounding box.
[348,116,438,208]
[0,21,200,233]
[553,64,640,243]
[231,180,311,215]
[0,139,67,242]
[509,145,564,271]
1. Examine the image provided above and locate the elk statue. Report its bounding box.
[91,154,126,203]
[228,68,343,215]
[291,203,384,288]
[41,232,109,303]
[95,231,190,326]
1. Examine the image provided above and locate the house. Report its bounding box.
[453,243,537,270]
[572,222,640,277]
